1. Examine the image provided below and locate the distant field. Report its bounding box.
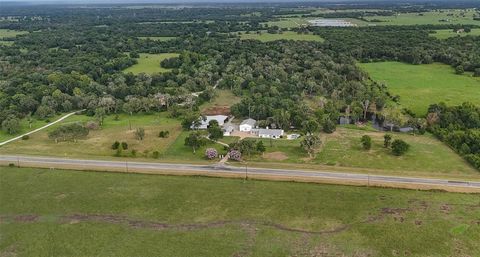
[0,41,14,46]
[1,167,480,257]
[264,17,364,28]
[124,53,179,75]
[0,29,27,39]
[364,9,480,26]
[359,62,480,116]
[430,29,480,39]
[137,36,177,41]
[240,31,324,42]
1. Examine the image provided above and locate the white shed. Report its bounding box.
[239,118,256,132]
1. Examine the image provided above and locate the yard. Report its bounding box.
[359,62,480,116]
[123,53,179,75]
[1,166,479,256]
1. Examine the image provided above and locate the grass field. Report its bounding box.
[364,10,480,26]
[0,114,62,142]
[240,31,324,42]
[1,167,479,256]
[241,127,478,179]
[0,113,226,163]
[359,62,480,116]
[137,36,177,41]
[123,53,179,75]
[0,29,27,39]
[264,17,364,28]
[430,29,480,39]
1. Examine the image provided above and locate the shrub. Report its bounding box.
[205,148,218,160]
[159,131,170,138]
[121,142,128,150]
[114,148,122,157]
[85,121,100,130]
[384,134,392,148]
[135,128,145,140]
[131,149,137,157]
[21,135,30,140]
[392,139,410,156]
[111,141,120,150]
[152,151,160,159]
[229,150,242,161]
[361,135,372,150]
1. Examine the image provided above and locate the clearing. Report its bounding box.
[240,31,324,42]
[137,36,177,41]
[0,167,479,256]
[430,28,480,39]
[123,53,179,75]
[359,62,480,116]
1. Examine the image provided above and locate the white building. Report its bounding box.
[251,128,284,139]
[239,118,256,132]
[192,115,228,130]
[223,124,235,136]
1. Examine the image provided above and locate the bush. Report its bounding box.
[114,148,122,157]
[111,141,120,150]
[229,150,242,161]
[121,142,128,150]
[152,151,160,159]
[361,135,372,150]
[21,135,30,140]
[159,131,170,138]
[131,149,137,157]
[392,139,410,156]
[85,121,100,130]
[383,134,392,148]
[135,128,145,140]
[205,148,218,160]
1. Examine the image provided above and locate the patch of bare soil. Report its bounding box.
[263,151,288,161]
[60,214,349,236]
[13,215,39,223]
[203,106,231,115]
[0,245,17,257]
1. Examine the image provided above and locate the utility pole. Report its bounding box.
[244,162,248,181]
[126,161,129,173]
[17,157,20,168]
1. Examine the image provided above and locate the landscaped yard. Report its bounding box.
[1,166,479,256]
[359,62,480,116]
[240,31,324,42]
[123,53,179,75]
[430,28,480,39]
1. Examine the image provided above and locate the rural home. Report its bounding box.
[251,128,284,139]
[239,118,256,132]
[223,124,235,136]
[193,115,228,130]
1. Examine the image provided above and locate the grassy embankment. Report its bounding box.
[0,167,479,257]
[123,53,179,75]
[359,62,480,116]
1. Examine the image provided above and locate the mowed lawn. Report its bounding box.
[123,53,179,75]
[1,167,480,257]
[364,10,480,26]
[359,62,480,116]
[430,29,480,39]
[0,113,227,163]
[241,127,478,179]
[0,114,62,142]
[240,31,324,42]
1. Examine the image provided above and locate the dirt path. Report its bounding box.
[0,110,85,147]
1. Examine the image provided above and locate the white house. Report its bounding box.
[192,115,228,130]
[251,128,284,139]
[239,118,256,132]
[223,124,234,136]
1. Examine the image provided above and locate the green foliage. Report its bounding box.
[48,123,89,142]
[207,120,223,141]
[121,142,128,150]
[256,141,266,154]
[361,135,372,150]
[1,117,20,135]
[158,131,170,138]
[391,139,410,156]
[301,134,321,157]
[384,134,392,148]
[152,150,160,159]
[111,141,120,150]
[184,132,206,153]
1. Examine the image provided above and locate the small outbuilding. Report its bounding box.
[251,128,284,139]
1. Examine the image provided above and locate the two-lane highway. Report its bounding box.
[0,155,479,192]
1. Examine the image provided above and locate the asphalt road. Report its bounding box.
[1,155,479,190]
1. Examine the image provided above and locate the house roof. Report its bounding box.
[240,118,256,126]
[253,128,284,136]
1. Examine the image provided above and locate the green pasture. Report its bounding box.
[123,53,179,75]
[1,167,479,256]
[359,62,480,116]
[364,9,480,26]
[240,31,324,42]
[430,29,480,39]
